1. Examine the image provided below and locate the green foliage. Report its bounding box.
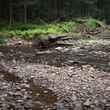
[57,21,76,32]
[0,19,104,40]
[47,28,58,33]
[85,18,106,30]
[0,21,76,39]
[85,18,97,29]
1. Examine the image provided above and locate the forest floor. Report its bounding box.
[0,34,110,110]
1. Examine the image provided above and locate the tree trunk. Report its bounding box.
[9,3,13,25]
[24,4,27,24]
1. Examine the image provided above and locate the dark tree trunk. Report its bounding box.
[24,4,27,24]
[9,3,13,25]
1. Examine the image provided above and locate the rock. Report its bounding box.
[74,102,83,110]
[0,52,4,57]
[94,107,103,110]
[32,35,67,48]
[55,47,63,50]
[105,87,110,91]
[84,98,92,106]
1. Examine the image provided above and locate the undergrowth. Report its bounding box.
[0,18,104,41]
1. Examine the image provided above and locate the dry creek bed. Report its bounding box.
[0,39,110,110]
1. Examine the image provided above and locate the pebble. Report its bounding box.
[84,98,92,106]
[105,86,110,91]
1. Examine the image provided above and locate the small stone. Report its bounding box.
[84,98,92,106]
[94,107,102,110]
[21,83,30,88]
[108,62,110,66]
[74,102,83,110]
[36,93,40,96]
[71,94,77,101]
[52,73,56,76]
[55,47,63,50]
[44,90,48,93]
[1,97,5,101]
[17,100,23,103]
[105,86,110,91]
[0,52,4,57]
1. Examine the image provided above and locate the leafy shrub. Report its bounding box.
[86,18,97,29]
[57,21,76,32]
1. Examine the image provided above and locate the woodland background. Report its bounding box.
[0,0,110,24]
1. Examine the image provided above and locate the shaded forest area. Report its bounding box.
[0,0,110,24]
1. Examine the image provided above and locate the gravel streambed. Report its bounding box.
[0,41,110,110]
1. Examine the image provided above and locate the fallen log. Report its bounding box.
[32,35,68,48]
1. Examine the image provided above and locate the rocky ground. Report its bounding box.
[0,38,110,110]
